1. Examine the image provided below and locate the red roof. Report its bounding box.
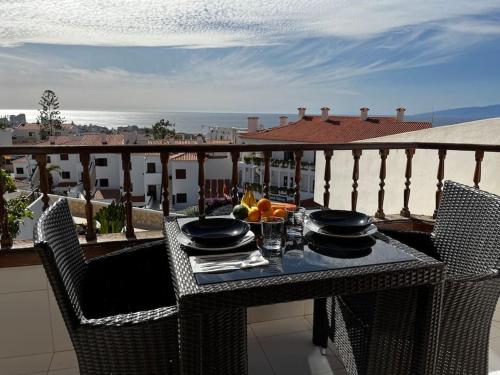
[16,123,75,130]
[170,152,198,161]
[37,134,124,146]
[94,189,121,201]
[239,115,431,143]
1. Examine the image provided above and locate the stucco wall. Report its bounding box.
[314,117,500,216]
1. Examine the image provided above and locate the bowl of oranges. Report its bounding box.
[232,192,295,233]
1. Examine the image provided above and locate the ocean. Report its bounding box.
[1,109,296,134]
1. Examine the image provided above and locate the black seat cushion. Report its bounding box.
[81,242,176,319]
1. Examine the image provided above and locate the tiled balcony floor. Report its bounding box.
[11,316,500,375]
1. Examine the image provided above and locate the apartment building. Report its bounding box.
[12,122,78,143]
[11,133,233,211]
[237,107,432,203]
[144,138,233,210]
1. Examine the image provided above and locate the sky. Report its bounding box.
[1,0,500,115]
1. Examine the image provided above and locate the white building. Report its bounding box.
[12,123,78,143]
[206,125,246,143]
[144,138,233,211]
[11,133,233,211]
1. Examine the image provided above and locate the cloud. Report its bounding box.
[0,0,499,48]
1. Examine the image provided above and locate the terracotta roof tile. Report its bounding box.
[169,152,198,161]
[94,189,121,201]
[239,115,431,143]
[37,134,124,146]
[16,123,75,130]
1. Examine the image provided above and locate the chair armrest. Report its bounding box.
[379,229,440,261]
[81,305,178,327]
[87,239,167,265]
[448,269,500,284]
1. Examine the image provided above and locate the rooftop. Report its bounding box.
[37,134,125,146]
[16,123,76,130]
[240,115,431,143]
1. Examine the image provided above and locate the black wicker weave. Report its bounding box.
[34,199,179,375]
[329,180,500,375]
[164,216,444,375]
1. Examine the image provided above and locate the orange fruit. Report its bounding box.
[257,198,272,213]
[273,208,286,218]
[260,209,274,219]
[247,207,261,222]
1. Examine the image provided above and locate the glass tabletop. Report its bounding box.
[177,218,417,286]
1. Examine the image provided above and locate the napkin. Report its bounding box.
[190,250,269,273]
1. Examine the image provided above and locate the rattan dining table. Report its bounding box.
[164,216,444,375]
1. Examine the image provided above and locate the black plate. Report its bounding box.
[181,218,250,246]
[309,209,373,232]
[305,231,376,258]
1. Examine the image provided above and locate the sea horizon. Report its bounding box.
[1,108,297,134]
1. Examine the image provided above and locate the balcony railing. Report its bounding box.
[0,142,498,248]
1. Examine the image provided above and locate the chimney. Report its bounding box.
[320,107,330,121]
[360,107,369,121]
[297,107,306,119]
[279,116,288,126]
[196,134,204,144]
[247,117,259,133]
[101,134,108,145]
[396,107,406,121]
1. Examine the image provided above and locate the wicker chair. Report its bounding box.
[34,198,179,374]
[322,180,500,375]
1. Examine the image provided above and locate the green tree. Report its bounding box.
[95,201,125,234]
[37,90,64,139]
[0,170,33,239]
[152,119,175,140]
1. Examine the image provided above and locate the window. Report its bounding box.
[176,193,187,203]
[99,178,109,187]
[31,154,36,159]
[95,158,108,167]
[283,176,288,187]
[16,167,23,174]
[284,151,294,161]
[60,153,69,161]
[61,171,71,179]
[28,132,33,137]
[176,169,186,179]
[47,156,51,163]
[147,163,156,174]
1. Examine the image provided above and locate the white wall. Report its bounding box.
[95,153,121,189]
[170,156,232,209]
[46,153,82,186]
[0,129,13,146]
[314,117,500,216]
[143,156,162,202]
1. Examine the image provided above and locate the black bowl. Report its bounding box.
[305,231,375,258]
[181,218,250,246]
[309,209,373,232]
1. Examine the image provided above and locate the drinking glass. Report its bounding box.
[261,217,284,254]
[285,206,306,238]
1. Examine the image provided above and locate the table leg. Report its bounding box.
[412,283,444,375]
[179,308,248,375]
[312,298,329,350]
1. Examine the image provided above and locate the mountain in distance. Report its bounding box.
[408,104,500,126]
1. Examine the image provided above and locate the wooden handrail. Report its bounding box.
[2,141,500,249]
[3,141,500,155]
